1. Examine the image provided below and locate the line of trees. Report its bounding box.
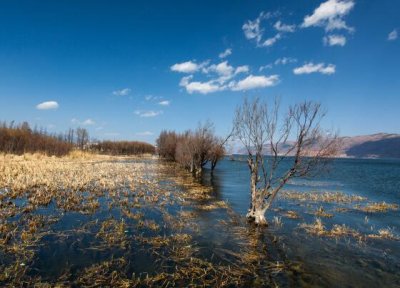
[0,121,156,156]
[91,140,155,155]
[156,122,226,174]
[0,121,73,156]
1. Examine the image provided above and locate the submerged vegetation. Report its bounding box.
[356,202,399,213]
[0,152,399,286]
[0,153,293,286]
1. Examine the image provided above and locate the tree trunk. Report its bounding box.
[253,206,268,225]
[190,160,195,173]
[211,160,217,171]
[246,169,268,225]
[246,168,257,218]
[247,199,268,225]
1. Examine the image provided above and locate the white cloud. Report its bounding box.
[174,58,279,94]
[202,61,249,84]
[242,12,267,42]
[136,131,154,136]
[82,119,95,126]
[179,75,193,87]
[181,80,224,94]
[36,101,59,110]
[323,34,346,46]
[203,61,234,77]
[258,57,296,71]
[302,0,355,32]
[170,60,208,73]
[388,29,398,41]
[235,65,250,74]
[158,100,170,106]
[259,64,273,71]
[261,33,281,47]
[134,110,163,117]
[219,48,232,59]
[112,88,131,96]
[274,57,297,65]
[293,63,336,75]
[243,12,295,48]
[274,21,295,33]
[179,72,280,94]
[230,75,279,91]
[71,118,96,126]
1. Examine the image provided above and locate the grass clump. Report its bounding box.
[314,206,334,218]
[368,228,399,240]
[357,202,399,213]
[280,190,366,204]
[300,218,361,239]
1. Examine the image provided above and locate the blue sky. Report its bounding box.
[0,0,399,143]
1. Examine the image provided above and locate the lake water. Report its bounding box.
[201,157,400,287]
[1,156,399,286]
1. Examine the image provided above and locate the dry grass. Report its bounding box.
[368,228,399,240]
[280,190,366,203]
[300,218,362,239]
[300,218,326,236]
[0,153,285,287]
[197,200,229,211]
[314,206,334,218]
[272,216,283,227]
[356,202,399,213]
[281,210,301,219]
[0,153,150,197]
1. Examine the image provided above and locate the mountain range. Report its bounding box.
[237,133,400,159]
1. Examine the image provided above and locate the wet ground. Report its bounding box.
[0,155,399,287]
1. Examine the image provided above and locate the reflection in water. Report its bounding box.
[200,157,400,287]
[1,155,399,286]
[1,157,301,286]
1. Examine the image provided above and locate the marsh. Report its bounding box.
[0,154,399,286]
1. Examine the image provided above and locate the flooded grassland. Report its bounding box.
[1,153,399,287]
[0,153,290,287]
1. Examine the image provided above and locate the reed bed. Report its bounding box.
[280,189,398,218]
[356,202,399,213]
[299,218,399,242]
[2,153,397,286]
[299,218,362,239]
[279,190,366,203]
[0,153,289,286]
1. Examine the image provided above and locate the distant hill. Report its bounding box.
[237,133,400,159]
[344,134,400,159]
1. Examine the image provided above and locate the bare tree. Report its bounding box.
[209,137,226,171]
[157,122,229,174]
[233,97,339,225]
[76,127,89,150]
[156,130,178,160]
[175,131,194,171]
[66,128,75,145]
[0,121,73,156]
[190,121,215,174]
